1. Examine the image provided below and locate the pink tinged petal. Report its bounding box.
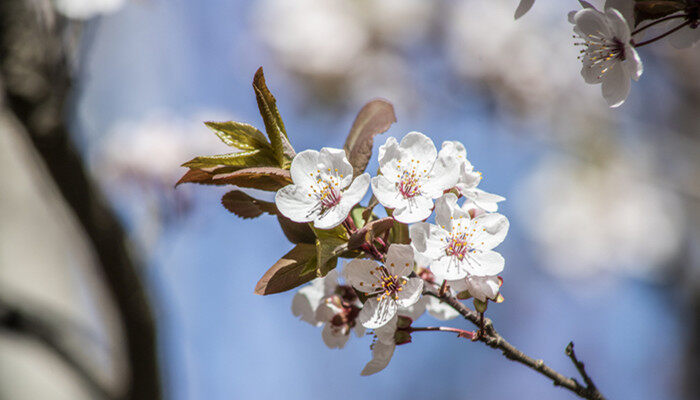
[574,8,611,38]
[343,259,380,293]
[622,46,643,81]
[447,278,468,293]
[398,131,437,166]
[385,244,414,277]
[275,185,318,223]
[399,297,427,321]
[396,277,423,308]
[669,25,700,49]
[289,149,320,187]
[318,147,354,188]
[471,213,509,251]
[371,175,404,209]
[425,297,459,320]
[392,194,434,224]
[605,8,631,42]
[321,323,351,349]
[360,342,396,376]
[601,62,631,108]
[377,136,402,179]
[359,296,398,329]
[430,255,468,280]
[468,250,505,277]
[568,10,578,24]
[514,0,534,19]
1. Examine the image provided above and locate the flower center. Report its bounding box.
[395,159,428,199]
[445,232,474,261]
[307,168,343,213]
[575,34,626,78]
[369,265,407,301]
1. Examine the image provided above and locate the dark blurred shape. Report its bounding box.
[0,1,161,399]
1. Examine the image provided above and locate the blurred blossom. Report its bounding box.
[517,151,684,281]
[93,111,225,247]
[445,0,605,116]
[253,0,368,78]
[53,0,126,19]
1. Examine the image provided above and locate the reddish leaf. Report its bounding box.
[277,215,316,244]
[343,99,397,178]
[254,244,317,295]
[221,190,277,219]
[211,167,292,191]
[348,217,395,249]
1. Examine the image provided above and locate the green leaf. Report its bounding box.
[343,99,397,178]
[221,190,277,219]
[211,167,292,191]
[254,244,317,295]
[312,225,349,277]
[204,121,272,151]
[181,148,278,169]
[253,67,295,168]
[390,219,410,244]
[473,298,488,313]
[634,0,687,25]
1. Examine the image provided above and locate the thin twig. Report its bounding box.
[633,21,691,47]
[631,13,687,35]
[410,326,475,339]
[424,285,606,400]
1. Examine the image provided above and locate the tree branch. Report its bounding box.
[424,285,606,400]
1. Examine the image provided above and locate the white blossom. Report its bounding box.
[440,140,505,212]
[291,270,365,349]
[360,316,398,376]
[449,275,501,302]
[276,148,370,230]
[410,193,509,280]
[371,132,459,223]
[572,7,643,107]
[343,244,423,329]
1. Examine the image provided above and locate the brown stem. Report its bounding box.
[424,285,606,400]
[633,21,691,47]
[631,14,687,36]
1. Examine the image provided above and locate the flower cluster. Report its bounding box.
[278,131,509,375]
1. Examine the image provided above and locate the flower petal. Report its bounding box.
[425,296,459,320]
[601,62,630,108]
[469,188,505,212]
[398,297,427,321]
[471,213,509,251]
[396,277,423,308]
[340,173,370,208]
[360,342,395,376]
[435,193,462,230]
[318,147,353,188]
[385,244,414,277]
[468,250,505,277]
[377,136,402,180]
[464,275,500,302]
[409,222,447,261]
[322,323,351,349]
[392,194,434,223]
[289,149,320,188]
[423,142,462,197]
[574,8,610,38]
[359,296,398,329]
[429,255,468,280]
[343,259,380,293]
[275,185,318,223]
[621,46,643,81]
[371,175,404,209]
[398,131,437,167]
[605,8,630,43]
[291,280,324,326]
[313,204,350,229]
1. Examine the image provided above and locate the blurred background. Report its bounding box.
[0,0,698,399]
